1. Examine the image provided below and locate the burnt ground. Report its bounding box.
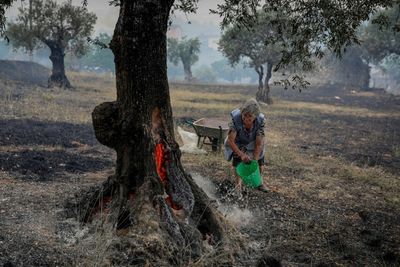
[0,119,115,266]
[0,81,399,266]
[0,119,114,181]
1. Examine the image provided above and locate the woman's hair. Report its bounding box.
[240,98,261,116]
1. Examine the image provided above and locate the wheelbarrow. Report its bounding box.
[192,118,229,153]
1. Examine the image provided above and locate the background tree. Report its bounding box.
[319,46,371,89]
[6,0,96,88]
[357,4,400,90]
[167,36,200,81]
[219,11,284,104]
[317,4,400,91]
[66,32,115,74]
[359,4,400,64]
[380,53,400,93]
[1,0,400,265]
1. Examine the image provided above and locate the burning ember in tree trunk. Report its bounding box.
[155,142,183,211]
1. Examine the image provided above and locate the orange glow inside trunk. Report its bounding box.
[154,142,182,210]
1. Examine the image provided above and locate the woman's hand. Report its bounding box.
[240,152,251,163]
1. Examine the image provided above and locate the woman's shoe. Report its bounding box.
[256,184,270,193]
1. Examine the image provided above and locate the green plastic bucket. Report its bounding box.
[236,160,262,188]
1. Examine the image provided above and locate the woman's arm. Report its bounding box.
[227,130,250,162]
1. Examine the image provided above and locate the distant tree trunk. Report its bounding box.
[256,62,273,104]
[255,64,264,94]
[361,64,371,90]
[47,41,71,88]
[183,61,193,81]
[87,1,235,264]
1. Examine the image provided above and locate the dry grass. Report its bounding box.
[0,72,115,124]
[260,91,398,187]
[171,90,243,101]
[170,89,247,119]
[273,99,397,118]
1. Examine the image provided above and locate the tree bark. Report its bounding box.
[47,41,71,89]
[183,61,193,81]
[87,1,237,264]
[255,65,265,102]
[255,65,264,90]
[256,62,273,104]
[362,63,371,90]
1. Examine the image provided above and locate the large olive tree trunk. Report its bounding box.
[84,1,237,265]
[256,62,273,104]
[46,41,71,89]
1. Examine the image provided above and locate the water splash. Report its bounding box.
[191,172,218,199]
[191,172,254,227]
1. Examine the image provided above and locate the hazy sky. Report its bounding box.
[6,0,223,35]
